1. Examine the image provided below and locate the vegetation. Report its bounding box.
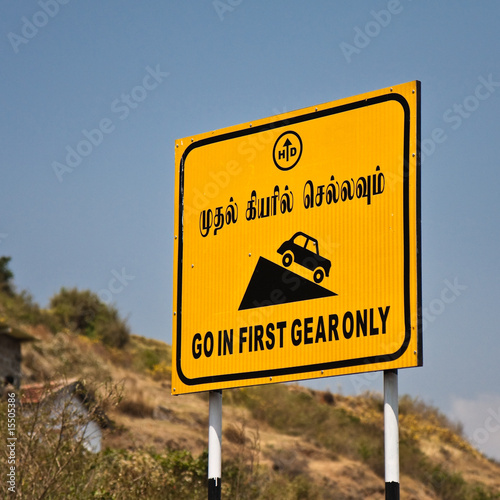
[1,394,201,499]
[1,253,500,499]
[225,386,500,500]
[3,378,498,499]
[0,256,15,295]
[227,384,384,471]
[0,255,130,347]
[0,390,316,499]
[0,257,57,330]
[49,287,130,348]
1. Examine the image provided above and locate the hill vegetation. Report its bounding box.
[1,256,499,499]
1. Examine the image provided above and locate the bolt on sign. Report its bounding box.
[172,81,422,395]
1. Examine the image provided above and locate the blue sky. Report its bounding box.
[2,1,500,459]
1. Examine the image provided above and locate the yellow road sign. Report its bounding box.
[172,81,421,395]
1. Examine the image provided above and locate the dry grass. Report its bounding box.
[16,331,500,499]
[117,392,154,418]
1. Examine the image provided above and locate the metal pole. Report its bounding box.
[208,390,222,500]
[384,370,400,500]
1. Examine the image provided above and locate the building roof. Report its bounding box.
[0,323,37,342]
[21,379,110,429]
[21,379,78,404]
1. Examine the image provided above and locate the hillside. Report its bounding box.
[10,324,500,499]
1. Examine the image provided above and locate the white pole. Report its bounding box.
[208,390,222,500]
[384,370,400,499]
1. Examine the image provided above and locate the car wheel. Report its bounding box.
[313,268,325,284]
[282,252,293,267]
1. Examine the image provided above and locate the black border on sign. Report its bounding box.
[175,88,422,387]
[416,81,423,367]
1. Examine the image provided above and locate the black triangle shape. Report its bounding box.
[239,257,336,311]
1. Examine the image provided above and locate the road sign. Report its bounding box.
[172,81,421,395]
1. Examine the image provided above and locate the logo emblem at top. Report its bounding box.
[273,131,303,171]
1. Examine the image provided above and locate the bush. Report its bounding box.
[0,380,121,499]
[0,256,58,330]
[0,256,15,295]
[50,287,130,348]
[0,289,59,331]
[95,316,130,349]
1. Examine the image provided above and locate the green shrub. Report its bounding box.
[469,485,500,500]
[50,287,130,348]
[0,289,59,332]
[0,256,15,295]
[426,463,467,499]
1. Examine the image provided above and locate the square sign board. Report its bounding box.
[172,81,421,395]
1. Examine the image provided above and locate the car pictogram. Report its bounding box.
[277,232,331,284]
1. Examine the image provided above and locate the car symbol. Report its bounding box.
[277,232,331,284]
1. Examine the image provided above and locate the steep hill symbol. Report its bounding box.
[238,257,336,311]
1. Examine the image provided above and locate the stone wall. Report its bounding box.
[0,334,21,388]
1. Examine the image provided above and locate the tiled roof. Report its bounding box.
[21,378,79,404]
[0,322,37,342]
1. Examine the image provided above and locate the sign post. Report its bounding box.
[384,370,399,499]
[208,390,222,500]
[173,81,421,497]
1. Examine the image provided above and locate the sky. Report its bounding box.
[1,1,500,460]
